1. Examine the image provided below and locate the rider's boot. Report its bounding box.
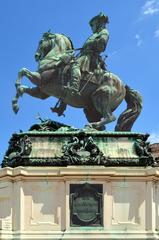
[64,64,81,97]
[67,81,81,96]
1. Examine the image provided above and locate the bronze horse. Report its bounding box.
[12,32,142,131]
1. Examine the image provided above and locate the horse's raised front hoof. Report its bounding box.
[12,102,19,114]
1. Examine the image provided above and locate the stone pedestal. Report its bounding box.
[1,122,158,239]
[0,166,159,239]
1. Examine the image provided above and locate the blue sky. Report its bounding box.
[0,0,159,161]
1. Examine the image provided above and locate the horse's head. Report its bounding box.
[35,31,54,62]
[35,31,74,64]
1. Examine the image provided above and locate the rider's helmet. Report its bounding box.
[89,12,109,28]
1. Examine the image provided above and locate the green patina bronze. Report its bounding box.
[70,183,103,227]
[12,13,142,131]
[1,119,157,168]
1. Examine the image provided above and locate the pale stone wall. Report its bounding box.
[0,166,159,239]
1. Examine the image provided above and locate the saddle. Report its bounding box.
[61,64,106,88]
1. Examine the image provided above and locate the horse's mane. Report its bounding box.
[63,34,74,50]
[54,33,74,50]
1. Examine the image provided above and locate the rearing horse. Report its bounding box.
[12,32,142,131]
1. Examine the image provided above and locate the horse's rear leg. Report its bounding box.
[84,107,105,131]
[89,92,116,130]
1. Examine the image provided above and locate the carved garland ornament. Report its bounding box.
[2,134,32,167]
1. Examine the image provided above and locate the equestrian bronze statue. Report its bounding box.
[12,13,142,131]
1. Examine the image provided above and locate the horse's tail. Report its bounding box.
[115,85,142,131]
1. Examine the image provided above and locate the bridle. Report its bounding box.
[37,37,54,61]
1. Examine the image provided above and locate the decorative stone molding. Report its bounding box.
[1,122,157,168]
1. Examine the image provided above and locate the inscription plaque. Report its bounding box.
[70,183,103,227]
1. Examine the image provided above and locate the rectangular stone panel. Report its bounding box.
[70,183,103,227]
[23,181,65,231]
[111,182,145,230]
